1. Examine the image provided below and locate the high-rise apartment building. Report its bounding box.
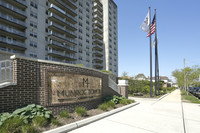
[100,0,118,75]
[0,0,118,75]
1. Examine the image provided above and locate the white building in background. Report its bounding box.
[0,0,118,75]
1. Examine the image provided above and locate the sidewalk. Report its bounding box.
[67,89,200,133]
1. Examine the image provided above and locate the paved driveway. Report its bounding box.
[69,89,200,133]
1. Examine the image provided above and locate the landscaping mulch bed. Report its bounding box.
[41,104,124,132]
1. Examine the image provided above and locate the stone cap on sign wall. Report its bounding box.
[118,80,129,86]
[10,55,114,76]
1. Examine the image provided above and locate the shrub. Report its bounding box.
[111,95,121,104]
[142,85,150,94]
[59,111,69,118]
[98,103,109,111]
[76,64,84,66]
[0,116,22,133]
[32,116,48,127]
[106,101,115,108]
[101,70,112,73]
[12,104,52,124]
[120,99,132,105]
[75,107,87,116]
[0,112,11,127]
[51,118,61,126]
[21,125,37,133]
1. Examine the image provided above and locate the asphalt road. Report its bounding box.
[69,89,200,133]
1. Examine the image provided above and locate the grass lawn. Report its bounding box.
[181,89,200,104]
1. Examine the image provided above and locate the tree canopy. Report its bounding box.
[172,66,200,88]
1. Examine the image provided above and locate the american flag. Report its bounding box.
[147,15,156,37]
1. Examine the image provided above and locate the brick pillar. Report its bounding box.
[118,80,129,98]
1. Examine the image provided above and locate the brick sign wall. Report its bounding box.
[0,55,119,114]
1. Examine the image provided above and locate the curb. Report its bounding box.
[43,102,139,133]
[157,93,170,101]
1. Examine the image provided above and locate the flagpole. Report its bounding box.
[149,6,153,97]
[154,9,157,96]
[155,8,160,95]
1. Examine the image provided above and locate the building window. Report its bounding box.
[30,11,37,19]
[86,39,89,43]
[30,41,37,47]
[79,42,82,46]
[78,36,82,40]
[86,20,89,25]
[79,9,82,13]
[79,22,82,26]
[86,52,90,56]
[79,16,82,20]
[86,26,89,31]
[30,31,37,38]
[86,8,90,12]
[30,1,38,9]
[79,49,82,53]
[30,52,37,58]
[30,21,37,28]
[86,2,90,6]
[86,33,90,37]
[79,2,83,7]
[86,14,90,19]
[79,28,82,33]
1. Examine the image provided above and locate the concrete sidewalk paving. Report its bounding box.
[69,89,200,133]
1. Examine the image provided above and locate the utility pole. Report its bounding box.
[184,58,186,91]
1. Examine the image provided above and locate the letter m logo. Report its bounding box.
[83,78,89,88]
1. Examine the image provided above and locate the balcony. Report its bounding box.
[93,50,103,57]
[0,36,26,50]
[48,21,76,38]
[62,0,77,9]
[48,13,77,31]
[93,62,103,68]
[93,38,103,45]
[93,32,103,40]
[0,0,27,19]
[48,40,77,53]
[93,14,103,23]
[48,49,76,61]
[0,13,26,29]
[93,2,103,11]
[9,0,27,8]
[93,44,103,50]
[49,4,77,24]
[93,20,103,28]
[93,56,103,62]
[54,0,77,16]
[93,26,103,34]
[0,24,26,39]
[93,8,103,17]
[48,31,77,45]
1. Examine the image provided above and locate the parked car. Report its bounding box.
[188,87,194,93]
[190,87,199,95]
[193,87,200,97]
[195,89,200,98]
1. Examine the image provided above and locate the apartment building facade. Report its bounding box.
[0,0,118,75]
[100,0,118,75]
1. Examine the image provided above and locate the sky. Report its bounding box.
[114,0,200,79]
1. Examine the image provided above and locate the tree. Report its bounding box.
[121,71,128,77]
[172,66,200,89]
[135,73,146,80]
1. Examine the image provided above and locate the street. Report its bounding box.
[69,89,200,133]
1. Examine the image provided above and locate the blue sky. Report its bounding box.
[114,0,200,79]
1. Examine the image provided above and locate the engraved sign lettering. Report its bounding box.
[49,73,102,104]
